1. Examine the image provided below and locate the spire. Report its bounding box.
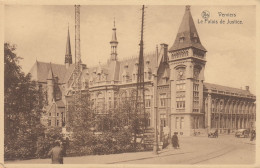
[47,63,55,104]
[65,25,72,67]
[169,5,206,52]
[111,17,117,42]
[110,18,118,61]
[47,62,54,80]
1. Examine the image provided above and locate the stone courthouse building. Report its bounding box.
[29,6,256,136]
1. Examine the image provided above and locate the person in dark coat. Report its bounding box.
[61,137,70,157]
[48,140,63,164]
[172,133,179,149]
[250,130,256,141]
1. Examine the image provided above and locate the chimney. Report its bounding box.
[160,43,168,63]
[245,86,249,91]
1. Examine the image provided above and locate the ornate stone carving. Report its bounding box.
[193,67,200,79]
[171,49,189,60]
[176,67,186,80]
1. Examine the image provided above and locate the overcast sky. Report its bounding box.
[5,5,256,93]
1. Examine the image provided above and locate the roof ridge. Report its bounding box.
[35,61,65,66]
[119,51,156,62]
[204,82,253,94]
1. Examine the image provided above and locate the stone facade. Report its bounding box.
[29,5,256,136]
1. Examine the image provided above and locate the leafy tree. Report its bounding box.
[4,43,45,160]
[67,91,95,154]
[36,127,63,158]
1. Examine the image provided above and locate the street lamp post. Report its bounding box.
[153,67,158,154]
[153,106,158,154]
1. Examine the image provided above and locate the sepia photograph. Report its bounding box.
[2,2,258,167]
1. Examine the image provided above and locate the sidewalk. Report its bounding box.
[65,147,187,164]
[5,135,255,164]
[6,144,189,164]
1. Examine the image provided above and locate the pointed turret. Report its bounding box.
[169,5,206,52]
[110,18,118,61]
[65,25,72,69]
[47,63,54,105]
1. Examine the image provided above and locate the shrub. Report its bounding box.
[66,127,137,156]
[35,127,63,158]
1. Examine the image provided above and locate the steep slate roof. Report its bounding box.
[169,6,206,52]
[56,100,65,107]
[47,67,54,80]
[62,64,75,83]
[83,61,119,82]
[81,52,157,83]
[29,61,73,83]
[47,102,61,114]
[204,82,255,97]
[118,53,157,82]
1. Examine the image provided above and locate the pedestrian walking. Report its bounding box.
[215,129,218,138]
[250,130,256,141]
[61,137,70,157]
[48,140,64,164]
[171,132,180,149]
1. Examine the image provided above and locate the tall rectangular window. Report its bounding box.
[160,114,166,127]
[146,112,151,127]
[145,95,151,108]
[193,83,199,112]
[176,97,185,109]
[193,117,199,129]
[176,80,186,90]
[175,117,179,129]
[160,94,167,107]
[180,117,184,129]
[176,80,185,111]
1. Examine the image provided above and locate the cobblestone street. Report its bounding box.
[5,134,256,165]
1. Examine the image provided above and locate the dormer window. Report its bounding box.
[179,33,185,43]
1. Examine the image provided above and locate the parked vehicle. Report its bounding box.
[235,129,250,138]
[208,129,218,138]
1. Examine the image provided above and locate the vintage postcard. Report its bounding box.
[1,0,259,168]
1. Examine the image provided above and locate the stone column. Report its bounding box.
[207,91,212,132]
[230,101,233,130]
